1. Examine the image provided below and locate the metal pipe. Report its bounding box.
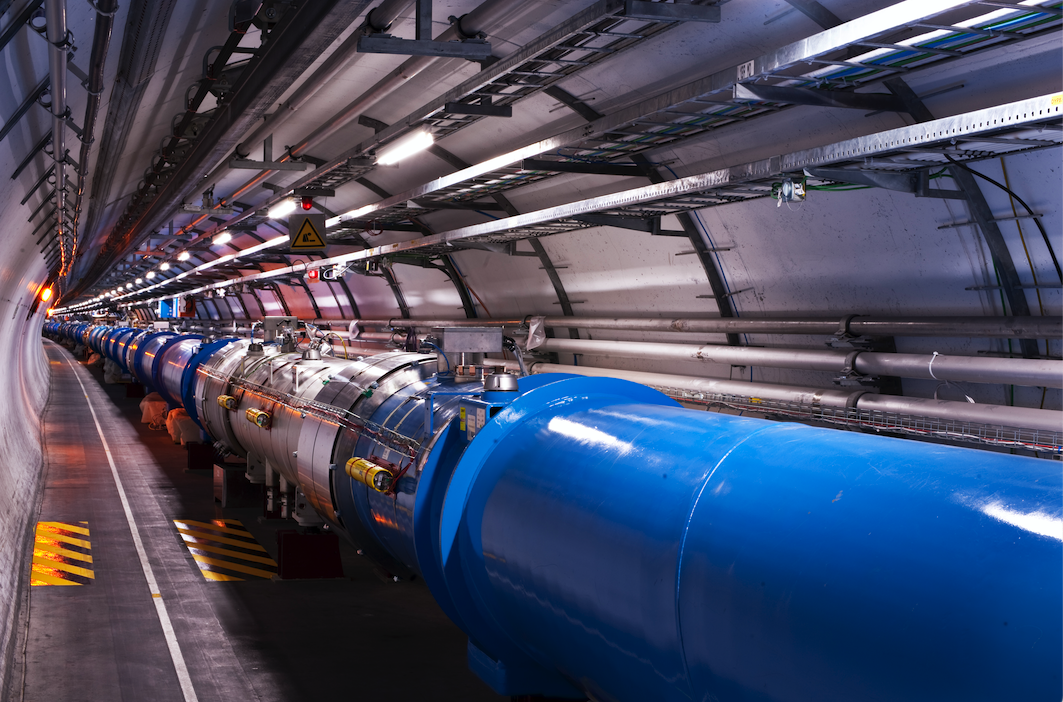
[229,0,413,160]
[536,338,1063,389]
[527,362,1063,433]
[44,0,67,270]
[71,0,118,258]
[291,0,512,156]
[348,315,1062,339]
[206,0,513,217]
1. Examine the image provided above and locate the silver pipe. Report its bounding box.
[536,338,1063,389]
[45,0,68,268]
[349,315,1061,339]
[231,0,413,159]
[291,0,512,156]
[72,0,118,260]
[528,362,1063,434]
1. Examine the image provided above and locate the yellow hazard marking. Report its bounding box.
[174,519,276,581]
[33,541,93,563]
[185,543,277,566]
[201,570,245,582]
[173,519,254,537]
[30,569,82,586]
[1052,94,1062,106]
[176,527,268,551]
[291,217,326,249]
[32,554,95,579]
[30,521,93,586]
[190,554,277,579]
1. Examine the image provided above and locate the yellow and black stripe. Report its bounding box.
[31,521,94,586]
[173,519,277,582]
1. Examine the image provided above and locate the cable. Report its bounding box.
[421,341,450,372]
[999,156,1046,318]
[944,155,1062,282]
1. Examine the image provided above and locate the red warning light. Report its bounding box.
[301,196,313,211]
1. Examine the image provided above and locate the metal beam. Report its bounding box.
[118,94,1063,309]
[783,0,843,28]
[734,83,906,112]
[0,0,43,55]
[0,75,49,145]
[882,77,1037,357]
[21,164,54,205]
[623,0,720,22]
[443,100,512,118]
[11,130,50,180]
[522,158,645,177]
[72,0,376,299]
[357,36,492,60]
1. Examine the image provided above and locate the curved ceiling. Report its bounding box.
[5,0,1061,418]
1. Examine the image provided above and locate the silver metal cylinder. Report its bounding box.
[536,338,1063,389]
[529,363,1063,433]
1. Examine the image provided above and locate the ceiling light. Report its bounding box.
[377,130,433,166]
[135,278,143,284]
[268,199,297,219]
[178,252,191,261]
[160,262,170,271]
[126,283,133,289]
[214,231,232,246]
[146,271,156,279]
[39,287,52,302]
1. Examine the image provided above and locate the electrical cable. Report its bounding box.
[421,341,450,372]
[944,155,1062,283]
[999,156,1046,318]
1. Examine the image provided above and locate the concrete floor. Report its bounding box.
[17,341,506,701]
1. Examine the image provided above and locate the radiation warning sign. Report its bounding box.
[289,214,327,252]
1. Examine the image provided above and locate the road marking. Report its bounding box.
[65,357,199,702]
[31,521,93,586]
[173,519,277,581]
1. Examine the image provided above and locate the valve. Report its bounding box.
[245,408,272,429]
[345,457,394,493]
[217,394,238,410]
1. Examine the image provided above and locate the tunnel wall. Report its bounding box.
[0,291,52,698]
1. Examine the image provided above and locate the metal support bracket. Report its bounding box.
[734,83,906,112]
[357,0,492,60]
[0,74,49,145]
[444,98,512,118]
[623,0,721,22]
[229,134,309,171]
[805,166,967,199]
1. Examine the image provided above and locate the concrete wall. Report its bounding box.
[0,267,52,699]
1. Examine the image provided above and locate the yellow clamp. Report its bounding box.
[345,457,394,493]
[217,394,238,410]
[245,408,272,429]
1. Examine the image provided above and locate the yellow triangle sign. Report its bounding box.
[291,216,326,249]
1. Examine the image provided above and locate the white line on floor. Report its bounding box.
[64,357,199,702]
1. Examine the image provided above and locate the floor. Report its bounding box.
[18,340,505,702]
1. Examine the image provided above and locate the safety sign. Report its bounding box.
[289,214,327,252]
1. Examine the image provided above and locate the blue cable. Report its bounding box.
[422,341,450,372]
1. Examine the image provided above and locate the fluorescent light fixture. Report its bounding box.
[178,252,191,261]
[146,271,156,279]
[268,199,297,219]
[135,278,143,284]
[334,204,377,227]
[377,130,433,165]
[126,283,133,289]
[160,262,170,271]
[214,231,232,246]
